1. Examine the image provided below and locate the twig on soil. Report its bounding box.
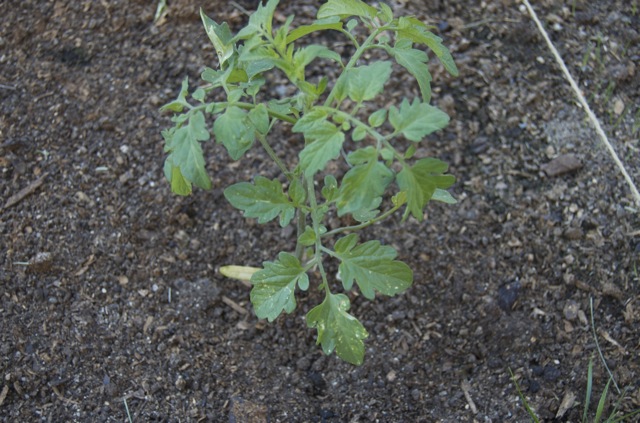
[521,0,640,209]
[461,379,478,414]
[2,173,49,210]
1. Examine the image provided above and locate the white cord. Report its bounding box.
[521,0,640,209]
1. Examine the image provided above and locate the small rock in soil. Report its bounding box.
[497,281,520,312]
[543,365,561,382]
[541,154,582,177]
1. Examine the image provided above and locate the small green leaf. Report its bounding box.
[213,106,256,160]
[396,158,455,220]
[378,2,394,23]
[337,61,392,102]
[293,109,345,177]
[306,293,369,365]
[164,111,212,191]
[200,9,235,66]
[346,18,358,32]
[288,177,306,205]
[286,18,344,44]
[432,188,457,204]
[292,45,342,81]
[390,42,433,102]
[334,234,413,300]
[251,252,308,321]
[336,161,393,217]
[235,0,279,40]
[389,98,449,142]
[224,176,295,227]
[368,108,387,128]
[396,17,459,77]
[160,77,190,112]
[317,0,378,20]
[322,174,338,201]
[248,103,270,135]
[164,158,192,196]
[352,125,367,141]
[298,226,317,246]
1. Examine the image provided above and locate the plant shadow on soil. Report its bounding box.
[1,0,639,421]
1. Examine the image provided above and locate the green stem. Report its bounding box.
[306,175,331,296]
[323,27,386,108]
[255,132,292,180]
[295,174,307,261]
[323,201,403,238]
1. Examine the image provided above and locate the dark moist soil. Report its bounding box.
[2,0,639,421]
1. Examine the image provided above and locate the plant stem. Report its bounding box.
[295,174,307,261]
[255,132,292,180]
[323,201,403,238]
[306,175,331,296]
[323,27,385,108]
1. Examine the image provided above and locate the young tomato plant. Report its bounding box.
[161,0,458,365]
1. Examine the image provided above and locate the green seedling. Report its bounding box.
[160,0,458,364]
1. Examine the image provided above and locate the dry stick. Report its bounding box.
[521,0,640,209]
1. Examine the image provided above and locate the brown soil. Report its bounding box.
[2,0,639,421]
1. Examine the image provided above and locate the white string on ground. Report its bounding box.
[521,0,640,209]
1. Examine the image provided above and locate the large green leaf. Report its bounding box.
[292,109,345,177]
[334,234,413,300]
[389,41,433,102]
[213,106,256,160]
[224,176,295,226]
[396,17,459,77]
[250,252,308,321]
[163,111,212,192]
[306,293,369,365]
[388,98,449,142]
[317,0,377,20]
[336,147,394,216]
[200,9,235,66]
[396,158,455,220]
[336,61,392,103]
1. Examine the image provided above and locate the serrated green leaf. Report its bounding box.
[337,61,392,103]
[224,176,295,226]
[388,98,449,142]
[200,9,235,66]
[396,17,459,77]
[317,0,378,20]
[213,106,256,160]
[164,111,212,191]
[306,293,369,365]
[396,158,455,220]
[293,109,345,177]
[250,252,308,321]
[390,43,433,102]
[336,158,394,217]
[286,18,343,44]
[235,0,280,40]
[334,234,413,300]
[368,108,387,128]
[432,187,457,204]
